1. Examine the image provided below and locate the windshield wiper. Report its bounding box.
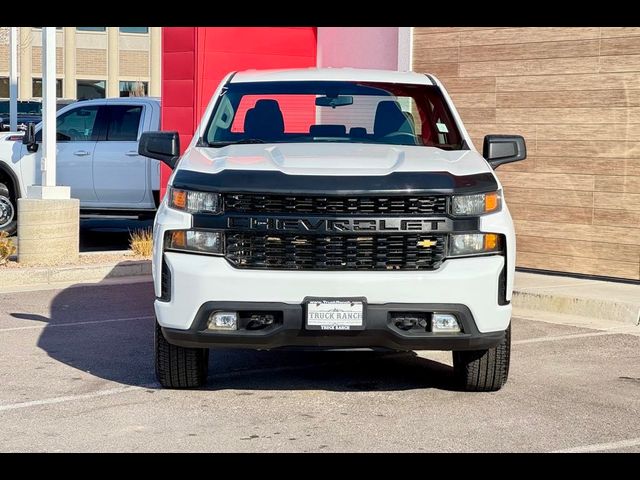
[207,138,266,147]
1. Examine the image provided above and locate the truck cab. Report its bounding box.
[141,68,526,392]
[0,97,161,235]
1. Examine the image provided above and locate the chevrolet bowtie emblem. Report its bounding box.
[417,239,437,248]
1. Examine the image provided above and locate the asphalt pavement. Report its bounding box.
[0,280,639,452]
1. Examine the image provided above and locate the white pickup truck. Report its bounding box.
[0,97,161,235]
[143,68,526,391]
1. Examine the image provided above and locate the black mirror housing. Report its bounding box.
[22,123,38,153]
[483,134,526,169]
[139,131,180,169]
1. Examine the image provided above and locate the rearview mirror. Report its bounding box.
[315,95,353,108]
[138,131,180,169]
[483,135,526,169]
[21,123,38,153]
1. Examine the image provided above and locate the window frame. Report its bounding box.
[76,27,107,32]
[118,80,149,98]
[32,78,64,99]
[118,27,149,34]
[76,79,107,101]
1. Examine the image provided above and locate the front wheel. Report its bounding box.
[453,324,511,392]
[155,320,209,388]
[0,182,17,236]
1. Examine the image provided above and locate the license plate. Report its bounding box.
[306,299,364,330]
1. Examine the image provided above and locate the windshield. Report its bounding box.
[0,101,43,115]
[203,81,463,149]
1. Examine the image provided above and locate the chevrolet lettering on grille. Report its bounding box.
[227,217,448,233]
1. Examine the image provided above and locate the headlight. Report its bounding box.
[168,188,222,214]
[451,191,501,216]
[448,233,501,257]
[165,230,224,255]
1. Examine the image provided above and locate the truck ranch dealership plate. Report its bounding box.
[306,299,364,330]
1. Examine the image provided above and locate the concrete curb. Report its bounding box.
[512,290,640,326]
[0,259,152,288]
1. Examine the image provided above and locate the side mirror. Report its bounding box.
[21,123,38,153]
[483,134,526,169]
[138,131,180,169]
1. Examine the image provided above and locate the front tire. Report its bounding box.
[0,182,17,236]
[155,320,209,388]
[453,324,511,392]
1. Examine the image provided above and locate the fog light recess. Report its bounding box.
[207,311,238,331]
[431,313,461,333]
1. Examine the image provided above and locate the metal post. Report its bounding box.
[9,27,18,131]
[42,27,56,187]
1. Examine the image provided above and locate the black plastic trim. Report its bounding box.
[516,267,640,286]
[172,170,499,196]
[160,301,505,351]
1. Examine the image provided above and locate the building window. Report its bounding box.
[76,27,106,32]
[77,79,106,100]
[119,27,149,34]
[32,27,63,30]
[119,81,148,97]
[0,78,8,98]
[32,78,63,98]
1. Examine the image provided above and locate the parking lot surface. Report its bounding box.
[0,281,638,452]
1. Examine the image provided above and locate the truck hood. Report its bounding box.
[178,143,492,177]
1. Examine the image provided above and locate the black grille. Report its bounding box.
[225,233,446,271]
[225,194,447,215]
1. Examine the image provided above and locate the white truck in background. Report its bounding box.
[0,97,162,235]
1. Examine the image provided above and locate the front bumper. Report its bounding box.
[161,301,505,351]
[155,253,511,337]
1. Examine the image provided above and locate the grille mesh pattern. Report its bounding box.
[226,233,446,271]
[225,194,447,215]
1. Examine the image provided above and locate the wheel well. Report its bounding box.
[0,166,20,200]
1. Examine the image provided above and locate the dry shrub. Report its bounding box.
[129,228,153,258]
[0,231,16,266]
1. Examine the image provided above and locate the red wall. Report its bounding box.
[160,27,318,195]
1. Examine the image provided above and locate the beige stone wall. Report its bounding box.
[0,44,6,71]
[119,50,149,77]
[1,27,158,99]
[76,48,107,77]
[30,46,64,75]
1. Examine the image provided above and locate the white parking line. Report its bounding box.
[0,384,156,412]
[552,437,640,453]
[0,315,154,332]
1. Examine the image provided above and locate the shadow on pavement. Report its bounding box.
[19,277,457,392]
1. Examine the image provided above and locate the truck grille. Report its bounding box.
[225,233,446,271]
[225,194,447,215]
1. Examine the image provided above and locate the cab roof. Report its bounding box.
[230,68,433,85]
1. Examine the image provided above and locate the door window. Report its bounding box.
[35,106,100,142]
[105,105,143,141]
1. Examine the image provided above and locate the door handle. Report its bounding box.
[125,151,139,157]
[73,150,91,156]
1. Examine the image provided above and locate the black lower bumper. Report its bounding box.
[161,302,506,351]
